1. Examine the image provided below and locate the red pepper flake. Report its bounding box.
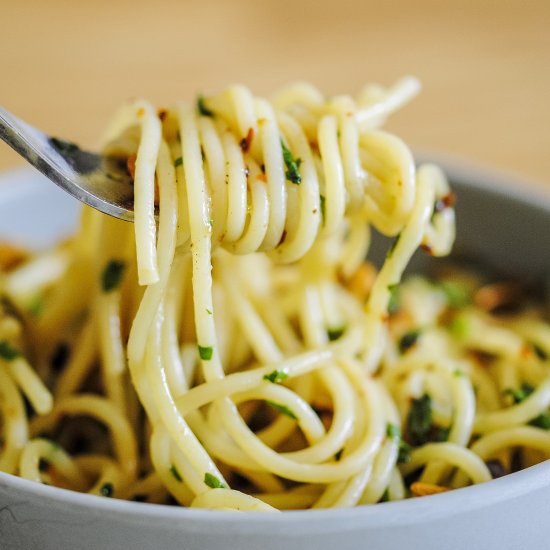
[520,343,533,360]
[239,127,254,153]
[420,244,433,256]
[474,282,523,312]
[434,192,457,213]
[157,109,168,121]
[126,154,137,180]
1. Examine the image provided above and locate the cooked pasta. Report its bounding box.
[0,78,548,511]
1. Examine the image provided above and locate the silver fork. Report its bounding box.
[0,106,135,221]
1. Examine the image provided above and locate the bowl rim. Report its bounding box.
[1,157,550,533]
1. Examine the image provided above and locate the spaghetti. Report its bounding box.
[0,78,548,511]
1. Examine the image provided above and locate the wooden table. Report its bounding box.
[2,0,549,187]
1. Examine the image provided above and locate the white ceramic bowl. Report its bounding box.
[1,162,550,550]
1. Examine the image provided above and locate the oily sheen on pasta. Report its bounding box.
[2,78,550,511]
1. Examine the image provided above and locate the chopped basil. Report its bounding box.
[204,472,226,489]
[28,295,44,317]
[398,329,421,354]
[406,394,432,446]
[387,423,411,463]
[504,384,550,429]
[388,284,400,313]
[99,482,114,497]
[174,156,183,167]
[198,345,213,360]
[432,425,450,442]
[405,394,451,447]
[206,309,212,315]
[440,280,470,308]
[266,400,298,420]
[327,325,346,341]
[529,413,550,430]
[263,370,288,383]
[0,340,20,361]
[397,438,412,464]
[101,260,126,292]
[531,342,548,361]
[170,464,183,482]
[504,383,534,404]
[386,423,401,439]
[320,194,326,223]
[197,95,214,117]
[281,140,302,184]
[450,313,470,339]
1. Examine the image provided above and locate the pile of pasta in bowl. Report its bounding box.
[1,77,549,512]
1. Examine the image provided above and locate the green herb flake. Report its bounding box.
[386,422,412,463]
[174,156,183,167]
[450,313,470,339]
[504,384,550,428]
[504,383,534,404]
[197,95,214,117]
[327,325,346,341]
[170,464,183,482]
[407,394,432,446]
[386,423,401,439]
[101,260,126,292]
[99,482,114,497]
[28,295,44,317]
[388,284,400,314]
[206,309,213,315]
[453,369,465,377]
[531,342,548,361]
[440,280,471,308]
[204,472,226,489]
[266,400,298,420]
[399,329,421,354]
[320,194,326,224]
[0,340,21,361]
[198,345,213,361]
[433,425,450,442]
[529,413,550,430]
[263,370,288,383]
[281,140,302,185]
[397,438,412,464]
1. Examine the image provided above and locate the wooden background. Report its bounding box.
[1,0,549,187]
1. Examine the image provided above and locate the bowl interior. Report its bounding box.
[1,161,550,550]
